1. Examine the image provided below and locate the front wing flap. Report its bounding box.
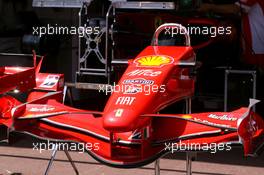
[146,99,264,156]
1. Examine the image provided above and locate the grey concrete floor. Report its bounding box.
[0,139,264,175]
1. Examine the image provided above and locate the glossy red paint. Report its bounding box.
[103,46,195,132]
[1,53,263,168]
[10,99,264,167]
[0,66,36,94]
[0,24,264,168]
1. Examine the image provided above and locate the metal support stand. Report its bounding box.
[154,159,160,175]
[186,152,196,175]
[44,144,79,175]
[77,2,109,82]
[185,98,196,175]
[63,85,74,106]
[105,4,114,84]
[185,97,192,114]
[64,150,79,175]
[63,85,68,104]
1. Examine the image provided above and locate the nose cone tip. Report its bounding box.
[102,110,137,132]
[103,116,131,132]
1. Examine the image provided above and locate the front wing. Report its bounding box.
[2,98,264,168]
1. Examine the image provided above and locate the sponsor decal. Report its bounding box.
[40,75,60,88]
[115,97,136,105]
[123,78,154,85]
[208,114,237,121]
[122,78,154,94]
[115,109,124,117]
[194,117,231,128]
[134,55,174,67]
[123,86,141,94]
[126,69,162,77]
[29,105,55,112]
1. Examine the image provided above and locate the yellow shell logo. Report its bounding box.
[134,55,174,67]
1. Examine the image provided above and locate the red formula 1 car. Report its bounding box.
[0,24,264,170]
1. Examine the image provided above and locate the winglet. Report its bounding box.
[237,99,264,156]
[237,99,260,127]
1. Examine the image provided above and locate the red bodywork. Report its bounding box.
[103,46,195,132]
[0,67,36,94]
[1,25,264,168]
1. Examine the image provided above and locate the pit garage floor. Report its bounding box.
[0,141,264,175]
